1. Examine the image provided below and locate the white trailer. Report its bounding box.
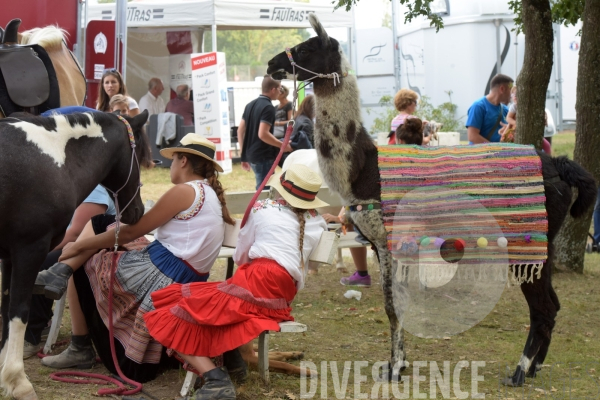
[393,0,581,131]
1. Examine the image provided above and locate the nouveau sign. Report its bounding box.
[191,52,232,173]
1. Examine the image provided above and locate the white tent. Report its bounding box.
[85,0,353,112]
[86,0,353,30]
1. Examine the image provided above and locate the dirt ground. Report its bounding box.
[12,253,600,400]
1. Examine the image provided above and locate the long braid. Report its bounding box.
[291,206,306,270]
[177,153,235,225]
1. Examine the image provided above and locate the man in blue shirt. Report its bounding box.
[466,74,514,143]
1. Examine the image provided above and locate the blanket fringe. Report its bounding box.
[395,262,544,286]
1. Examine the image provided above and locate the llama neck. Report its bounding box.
[312,58,365,203]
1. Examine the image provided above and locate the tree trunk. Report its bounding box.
[515,0,553,149]
[554,1,600,273]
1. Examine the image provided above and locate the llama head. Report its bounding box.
[267,13,343,82]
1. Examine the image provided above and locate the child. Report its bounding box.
[396,117,425,145]
[501,86,551,154]
[109,94,130,116]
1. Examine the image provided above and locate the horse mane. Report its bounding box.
[19,26,67,50]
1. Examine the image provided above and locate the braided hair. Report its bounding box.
[176,153,235,225]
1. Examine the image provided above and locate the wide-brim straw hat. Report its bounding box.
[267,164,329,209]
[160,133,223,172]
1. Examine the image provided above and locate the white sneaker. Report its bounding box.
[23,341,43,359]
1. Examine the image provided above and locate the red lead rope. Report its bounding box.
[45,252,142,395]
[240,123,295,228]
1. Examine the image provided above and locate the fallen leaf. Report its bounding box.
[263,390,275,396]
[551,387,558,392]
[285,391,297,400]
[348,307,357,311]
[524,325,531,331]
[304,304,313,308]
[443,337,451,340]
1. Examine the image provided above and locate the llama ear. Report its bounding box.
[308,13,330,48]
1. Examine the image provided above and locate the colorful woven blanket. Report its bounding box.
[378,144,548,283]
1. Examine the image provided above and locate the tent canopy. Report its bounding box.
[86,0,353,30]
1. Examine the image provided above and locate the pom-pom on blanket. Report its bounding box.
[378,143,548,284]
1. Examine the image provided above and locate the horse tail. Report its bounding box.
[551,156,597,218]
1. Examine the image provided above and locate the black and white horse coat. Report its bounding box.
[0,111,149,399]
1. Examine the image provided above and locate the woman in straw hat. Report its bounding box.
[143,164,328,400]
[34,133,235,382]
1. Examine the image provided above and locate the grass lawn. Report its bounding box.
[24,132,600,399]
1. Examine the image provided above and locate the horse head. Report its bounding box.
[99,110,151,225]
[267,14,343,82]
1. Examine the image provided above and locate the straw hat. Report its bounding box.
[160,133,223,172]
[267,164,329,209]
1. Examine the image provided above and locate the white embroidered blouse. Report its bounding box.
[233,198,327,289]
[155,180,225,273]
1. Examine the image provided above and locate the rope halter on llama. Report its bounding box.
[285,47,347,87]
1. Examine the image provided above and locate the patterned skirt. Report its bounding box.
[144,258,297,358]
[75,215,206,381]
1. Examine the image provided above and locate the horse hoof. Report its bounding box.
[18,391,38,400]
[336,267,348,274]
[308,269,318,275]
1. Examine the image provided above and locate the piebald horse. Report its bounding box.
[0,110,151,399]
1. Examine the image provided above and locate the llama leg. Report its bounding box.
[379,245,407,379]
[526,265,560,378]
[503,265,557,387]
[0,244,46,399]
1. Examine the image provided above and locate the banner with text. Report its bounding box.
[191,52,232,173]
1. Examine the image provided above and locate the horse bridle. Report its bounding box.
[104,115,142,251]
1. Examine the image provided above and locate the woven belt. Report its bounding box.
[345,203,382,212]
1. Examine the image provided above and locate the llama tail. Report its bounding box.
[551,156,597,218]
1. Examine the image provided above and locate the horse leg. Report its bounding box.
[0,258,12,367]
[503,264,558,387]
[0,244,46,400]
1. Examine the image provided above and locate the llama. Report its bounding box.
[267,14,597,386]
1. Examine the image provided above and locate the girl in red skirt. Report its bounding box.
[144,164,328,399]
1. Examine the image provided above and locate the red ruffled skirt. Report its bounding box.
[144,258,297,358]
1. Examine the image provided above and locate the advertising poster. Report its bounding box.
[191,52,232,173]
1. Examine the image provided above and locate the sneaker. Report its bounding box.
[340,271,371,287]
[23,341,43,360]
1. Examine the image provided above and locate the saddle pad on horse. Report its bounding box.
[0,44,60,115]
[378,143,548,282]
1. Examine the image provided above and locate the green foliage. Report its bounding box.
[368,92,463,133]
[551,0,585,27]
[509,0,585,34]
[367,95,397,134]
[332,0,445,32]
[204,29,310,66]
[415,93,463,132]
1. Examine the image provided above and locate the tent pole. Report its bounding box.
[391,0,401,92]
[212,24,217,52]
[494,19,502,75]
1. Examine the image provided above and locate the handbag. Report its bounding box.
[273,124,285,139]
